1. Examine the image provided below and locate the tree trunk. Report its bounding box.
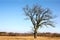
[34,29,37,38]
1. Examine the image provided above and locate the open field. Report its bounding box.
[0,36,60,40]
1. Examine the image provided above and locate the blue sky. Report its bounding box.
[0,0,60,33]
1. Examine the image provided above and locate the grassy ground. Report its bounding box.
[0,36,60,40]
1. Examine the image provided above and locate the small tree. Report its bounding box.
[23,5,55,38]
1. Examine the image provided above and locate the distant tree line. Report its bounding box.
[0,32,60,37]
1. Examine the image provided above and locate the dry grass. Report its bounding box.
[0,36,60,40]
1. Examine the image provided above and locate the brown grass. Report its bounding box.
[0,36,60,40]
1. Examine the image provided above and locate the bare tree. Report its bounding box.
[23,5,55,38]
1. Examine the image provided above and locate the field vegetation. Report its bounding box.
[0,32,60,40]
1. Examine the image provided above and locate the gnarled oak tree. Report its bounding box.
[23,5,55,38]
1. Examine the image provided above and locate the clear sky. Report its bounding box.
[0,0,60,33]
